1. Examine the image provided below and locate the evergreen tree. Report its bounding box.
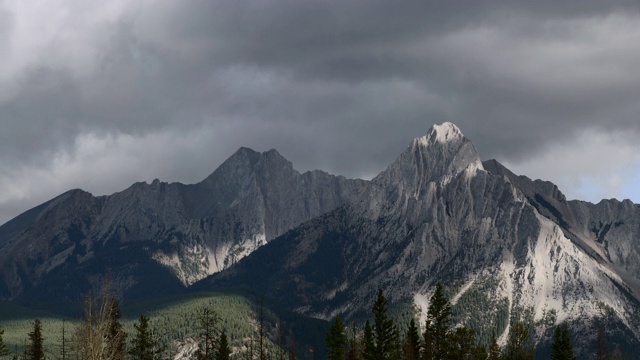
[362,321,375,360]
[487,336,501,360]
[347,324,362,360]
[27,319,44,360]
[105,297,127,360]
[215,331,231,360]
[473,345,488,360]
[503,322,534,360]
[129,315,164,360]
[60,319,67,360]
[371,289,399,360]
[326,317,347,360]
[424,284,452,359]
[421,326,433,360]
[550,323,575,360]
[0,328,11,358]
[403,319,421,360]
[446,327,476,360]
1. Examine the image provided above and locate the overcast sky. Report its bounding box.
[1,1,640,224]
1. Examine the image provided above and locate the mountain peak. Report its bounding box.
[373,122,482,198]
[414,122,464,147]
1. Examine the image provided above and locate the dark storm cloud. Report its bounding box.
[1,0,640,223]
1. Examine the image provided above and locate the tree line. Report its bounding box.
[0,284,232,360]
[325,285,577,360]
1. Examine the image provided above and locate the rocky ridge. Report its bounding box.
[0,148,365,301]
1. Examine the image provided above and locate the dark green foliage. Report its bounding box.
[215,331,231,360]
[403,319,421,360]
[363,321,375,360]
[195,303,220,360]
[326,317,347,360]
[106,298,127,360]
[27,319,44,360]
[550,323,575,360]
[487,336,501,360]
[371,289,400,360]
[450,277,509,345]
[446,327,476,359]
[425,284,452,359]
[0,328,11,357]
[347,324,362,360]
[503,322,534,360]
[128,315,164,360]
[473,344,488,360]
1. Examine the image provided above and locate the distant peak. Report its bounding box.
[414,122,465,147]
[263,148,285,158]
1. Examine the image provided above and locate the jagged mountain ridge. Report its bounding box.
[0,147,366,301]
[202,123,640,356]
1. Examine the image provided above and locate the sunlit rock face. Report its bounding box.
[206,123,640,357]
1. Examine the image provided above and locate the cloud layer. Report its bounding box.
[1,1,640,223]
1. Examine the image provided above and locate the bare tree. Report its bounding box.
[73,282,126,360]
[195,301,221,360]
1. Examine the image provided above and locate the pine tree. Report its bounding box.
[403,319,421,360]
[371,289,399,360]
[446,327,476,359]
[487,336,501,360]
[258,298,266,360]
[503,322,534,360]
[347,324,362,360]
[363,321,375,360]
[326,317,347,360]
[105,297,127,360]
[424,284,452,359]
[550,323,575,360]
[60,319,67,360]
[129,315,164,360]
[27,319,44,360]
[473,345,488,360]
[0,328,11,358]
[216,331,231,360]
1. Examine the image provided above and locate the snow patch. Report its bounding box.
[451,278,476,305]
[413,292,431,328]
[414,122,464,147]
[432,122,464,144]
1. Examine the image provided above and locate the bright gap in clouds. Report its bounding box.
[0,125,226,224]
[504,128,640,204]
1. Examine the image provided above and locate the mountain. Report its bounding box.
[201,123,640,356]
[4,121,640,357]
[0,147,366,303]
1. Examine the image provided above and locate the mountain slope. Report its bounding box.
[0,148,365,302]
[202,123,640,355]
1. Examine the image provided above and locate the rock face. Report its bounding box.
[205,123,640,355]
[0,148,365,302]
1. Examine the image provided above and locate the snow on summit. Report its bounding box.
[414,122,465,147]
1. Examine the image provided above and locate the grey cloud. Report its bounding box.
[1,0,640,223]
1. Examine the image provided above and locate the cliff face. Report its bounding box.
[0,147,365,301]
